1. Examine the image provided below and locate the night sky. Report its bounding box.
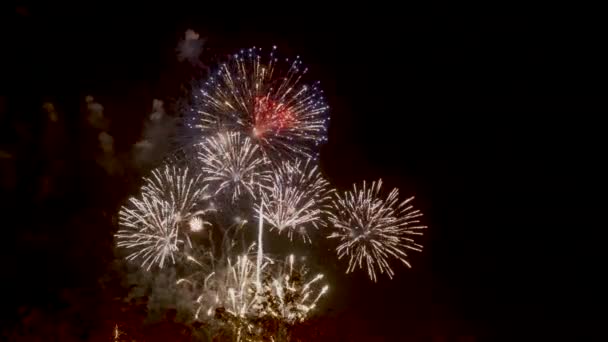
[1,4,605,341]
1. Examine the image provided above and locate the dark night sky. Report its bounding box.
[1,4,605,341]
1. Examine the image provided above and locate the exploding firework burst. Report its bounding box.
[198,131,270,201]
[116,165,211,270]
[260,159,333,243]
[191,46,329,161]
[327,179,425,281]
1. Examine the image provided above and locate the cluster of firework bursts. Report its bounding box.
[115,46,426,340]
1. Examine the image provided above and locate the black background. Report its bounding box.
[1,3,605,341]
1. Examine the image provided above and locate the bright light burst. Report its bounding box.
[192,46,329,161]
[116,165,210,270]
[197,131,270,201]
[189,216,205,232]
[260,159,333,243]
[327,179,426,282]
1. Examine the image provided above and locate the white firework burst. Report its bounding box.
[189,216,205,232]
[192,46,329,161]
[260,159,333,243]
[198,131,271,201]
[327,179,425,282]
[116,165,211,270]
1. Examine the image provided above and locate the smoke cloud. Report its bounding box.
[85,96,122,175]
[176,29,206,68]
[85,95,109,131]
[133,99,176,170]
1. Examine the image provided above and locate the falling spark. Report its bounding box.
[327,179,426,281]
[191,46,329,161]
[113,325,120,341]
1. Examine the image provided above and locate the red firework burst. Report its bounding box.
[252,96,296,138]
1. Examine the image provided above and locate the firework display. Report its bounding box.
[114,45,426,340]
[328,179,426,282]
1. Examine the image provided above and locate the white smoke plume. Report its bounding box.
[85,95,109,131]
[37,102,66,199]
[176,29,206,68]
[85,96,121,175]
[42,102,59,122]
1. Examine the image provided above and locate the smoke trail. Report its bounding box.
[85,95,109,131]
[133,99,176,170]
[37,102,67,199]
[96,131,122,175]
[85,96,122,175]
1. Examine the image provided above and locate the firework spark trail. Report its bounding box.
[260,254,329,323]
[192,46,329,161]
[179,250,327,325]
[179,244,273,320]
[198,131,271,201]
[260,159,334,243]
[327,179,426,282]
[116,165,211,270]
